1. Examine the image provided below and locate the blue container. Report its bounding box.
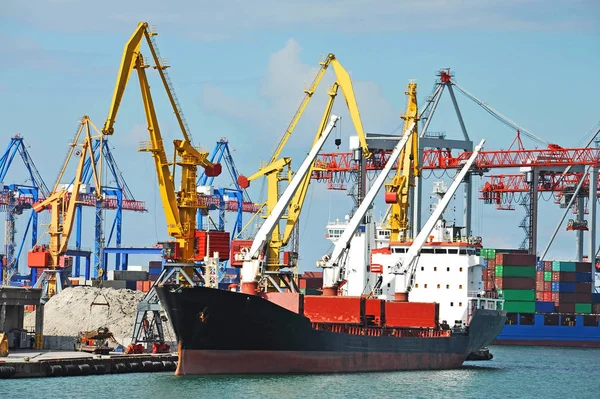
[535,301,555,313]
[558,282,575,293]
[575,272,592,283]
[592,293,600,304]
[551,282,560,292]
[125,280,137,290]
[483,259,488,268]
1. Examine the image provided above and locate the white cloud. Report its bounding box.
[3,0,597,38]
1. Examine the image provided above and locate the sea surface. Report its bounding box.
[2,346,598,399]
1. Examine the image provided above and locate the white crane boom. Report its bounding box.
[241,115,340,288]
[395,139,486,294]
[320,123,415,289]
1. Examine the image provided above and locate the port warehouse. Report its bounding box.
[1,20,600,357]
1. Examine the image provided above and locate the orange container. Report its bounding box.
[28,251,49,267]
[303,296,363,324]
[385,301,438,328]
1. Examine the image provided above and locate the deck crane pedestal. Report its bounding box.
[235,53,371,292]
[30,115,103,301]
[240,115,340,295]
[103,22,221,350]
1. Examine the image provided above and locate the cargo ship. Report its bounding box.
[480,251,600,347]
[156,286,506,374]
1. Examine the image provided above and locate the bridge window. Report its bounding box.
[446,284,450,289]
[415,284,419,288]
[459,285,463,289]
[450,302,454,307]
[459,267,463,272]
[505,313,518,325]
[422,249,434,254]
[421,266,424,271]
[437,284,441,289]
[459,302,463,307]
[544,314,559,326]
[448,249,458,254]
[424,284,428,288]
[434,267,437,271]
[435,249,447,254]
[583,315,599,327]
[459,249,467,255]
[446,267,450,271]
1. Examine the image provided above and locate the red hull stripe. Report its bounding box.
[493,339,600,348]
[176,349,466,375]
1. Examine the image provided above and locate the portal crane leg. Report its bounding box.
[589,167,597,272]
[75,205,83,277]
[576,193,585,262]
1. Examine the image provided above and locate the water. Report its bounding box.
[2,346,598,399]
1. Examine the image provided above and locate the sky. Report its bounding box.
[1,0,599,275]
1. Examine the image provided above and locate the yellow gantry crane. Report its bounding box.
[384,82,419,242]
[238,53,370,290]
[31,116,103,299]
[103,22,220,276]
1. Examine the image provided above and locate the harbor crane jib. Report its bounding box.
[30,116,103,300]
[240,115,340,295]
[235,53,371,290]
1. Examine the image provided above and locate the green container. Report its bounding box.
[480,248,488,258]
[487,249,496,260]
[504,301,536,314]
[498,289,535,301]
[544,271,552,281]
[575,303,592,314]
[552,261,576,272]
[495,265,536,278]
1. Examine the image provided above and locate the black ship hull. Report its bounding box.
[156,286,506,375]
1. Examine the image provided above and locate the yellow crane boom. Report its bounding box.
[103,22,219,264]
[385,82,419,242]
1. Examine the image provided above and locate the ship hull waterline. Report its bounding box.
[156,286,507,375]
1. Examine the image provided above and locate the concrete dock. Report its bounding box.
[0,349,177,378]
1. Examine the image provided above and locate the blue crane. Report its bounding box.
[0,134,50,285]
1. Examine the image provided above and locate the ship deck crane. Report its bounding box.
[30,116,103,300]
[237,53,370,290]
[319,122,415,295]
[392,140,486,301]
[240,115,340,294]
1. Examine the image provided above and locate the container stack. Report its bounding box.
[495,253,536,314]
[534,261,555,313]
[480,248,496,291]
[536,261,595,313]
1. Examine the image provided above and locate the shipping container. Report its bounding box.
[575,272,592,283]
[535,301,555,313]
[552,261,576,272]
[495,277,536,290]
[535,291,544,301]
[536,271,544,281]
[544,271,552,282]
[593,293,600,304]
[544,261,553,272]
[229,239,254,267]
[195,230,230,261]
[495,265,536,278]
[27,251,49,268]
[575,303,592,314]
[500,289,536,301]
[557,303,576,313]
[574,293,592,303]
[574,282,592,293]
[385,301,438,328]
[543,282,552,292]
[495,253,536,266]
[551,292,559,303]
[543,292,552,302]
[575,262,593,273]
[558,292,578,303]
[487,259,496,268]
[303,296,363,324]
[364,299,385,326]
[535,281,545,292]
[504,301,535,313]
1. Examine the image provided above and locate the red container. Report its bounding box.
[575,262,593,273]
[229,239,254,267]
[487,269,495,279]
[544,282,552,292]
[495,277,535,290]
[544,261,553,271]
[592,303,600,313]
[552,292,560,303]
[535,281,545,292]
[195,231,230,261]
[384,192,398,204]
[575,293,592,303]
[303,296,363,325]
[551,272,560,282]
[364,299,385,326]
[574,282,592,293]
[495,253,536,266]
[487,259,496,268]
[484,280,495,291]
[536,291,544,300]
[557,303,576,313]
[559,293,577,303]
[136,281,144,291]
[543,292,552,302]
[385,302,438,328]
[262,292,303,314]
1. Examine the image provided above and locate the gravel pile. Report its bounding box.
[24,286,175,346]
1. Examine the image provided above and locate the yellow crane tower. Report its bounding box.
[31,116,103,299]
[237,53,370,290]
[384,82,419,242]
[102,22,220,280]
